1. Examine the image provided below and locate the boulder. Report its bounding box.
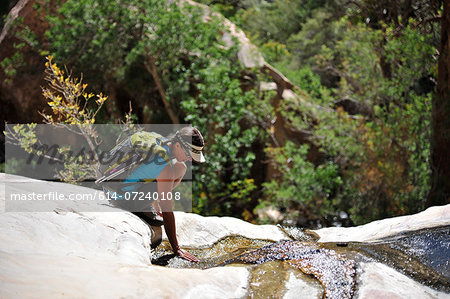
[314,204,450,242]
[0,173,250,298]
[356,262,448,299]
[334,98,373,117]
[0,0,50,124]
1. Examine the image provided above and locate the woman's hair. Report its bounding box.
[166,127,204,147]
[180,126,204,147]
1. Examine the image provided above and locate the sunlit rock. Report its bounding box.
[165,211,287,247]
[1,174,449,298]
[284,271,323,299]
[0,174,250,298]
[314,204,450,243]
[357,262,448,299]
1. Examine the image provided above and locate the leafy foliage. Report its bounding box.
[41,56,107,124]
[182,60,262,216]
[5,57,109,183]
[0,16,43,84]
[263,142,342,224]
[231,1,438,225]
[46,0,266,217]
[238,0,327,44]
[3,0,441,227]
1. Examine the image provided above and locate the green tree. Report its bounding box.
[239,0,327,44]
[255,6,437,225]
[304,18,435,224]
[263,142,342,226]
[47,0,267,218]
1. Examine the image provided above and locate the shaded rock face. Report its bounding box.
[334,98,373,117]
[0,0,51,125]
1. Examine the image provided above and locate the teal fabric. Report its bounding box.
[122,143,172,192]
[104,138,173,199]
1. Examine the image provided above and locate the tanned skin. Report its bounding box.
[154,142,199,262]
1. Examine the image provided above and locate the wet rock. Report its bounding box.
[314,204,450,243]
[354,226,450,293]
[356,262,448,299]
[163,211,287,248]
[227,240,356,299]
[284,270,324,299]
[2,174,450,298]
[247,261,291,298]
[153,235,273,269]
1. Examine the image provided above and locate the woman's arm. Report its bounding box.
[161,211,199,262]
[157,162,199,262]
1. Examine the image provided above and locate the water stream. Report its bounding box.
[152,226,450,298]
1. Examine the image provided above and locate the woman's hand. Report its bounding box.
[176,248,200,262]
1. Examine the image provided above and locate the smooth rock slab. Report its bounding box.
[1,174,252,298]
[166,211,287,248]
[356,262,449,299]
[2,174,450,298]
[0,211,154,265]
[0,251,249,299]
[315,204,450,243]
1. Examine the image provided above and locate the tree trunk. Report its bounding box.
[428,0,450,206]
[144,53,179,124]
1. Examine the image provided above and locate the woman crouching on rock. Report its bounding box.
[100,127,205,262]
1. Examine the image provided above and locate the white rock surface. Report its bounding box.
[165,212,287,247]
[1,174,449,298]
[2,173,115,212]
[0,251,249,299]
[0,174,251,298]
[356,262,449,299]
[314,204,450,243]
[284,271,323,299]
